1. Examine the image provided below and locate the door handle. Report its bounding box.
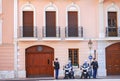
[48,59,50,64]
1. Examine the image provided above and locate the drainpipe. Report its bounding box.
[14,0,18,78]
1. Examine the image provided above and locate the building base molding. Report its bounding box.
[0,71,14,79]
[18,70,26,78]
[98,68,107,76]
[0,70,26,79]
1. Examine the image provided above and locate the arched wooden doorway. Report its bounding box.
[25,45,54,77]
[106,42,120,75]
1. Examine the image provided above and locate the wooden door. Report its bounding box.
[106,43,120,75]
[46,11,56,37]
[38,53,53,76]
[26,53,40,76]
[108,12,117,36]
[68,11,78,37]
[23,11,34,37]
[26,45,54,77]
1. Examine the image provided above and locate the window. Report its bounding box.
[44,3,58,37]
[106,3,119,37]
[108,12,117,27]
[68,49,79,66]
[107,12,117,36]
[21,3,36,38]
[68,11,78,37]
[66,3,81,37]
[45,11,56,37]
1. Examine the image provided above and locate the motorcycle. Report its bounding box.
[63,64,74,79]
[69,68,74,79]
[80,65,90,79]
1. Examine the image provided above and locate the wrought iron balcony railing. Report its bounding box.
[65,26,83,37]
[106,27,120,37]
[18,26,37,38]
[42,26,60,37]
[18,26,84,40]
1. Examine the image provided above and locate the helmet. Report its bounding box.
[85,60,87,63]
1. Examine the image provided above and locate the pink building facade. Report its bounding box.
[0,0,120,79]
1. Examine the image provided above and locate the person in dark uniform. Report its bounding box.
[91,58,98,78]
[54,58,60,79]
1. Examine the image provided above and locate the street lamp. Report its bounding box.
[88,39,93,78]
[88,39,93,64]
[88,39,92,50]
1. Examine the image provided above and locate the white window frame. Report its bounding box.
[20,2,36,27]
[105,3,120,27]
[43,3,58,37]
[66,3,80,26]
[20,3,36,37]
[44,2,58,26]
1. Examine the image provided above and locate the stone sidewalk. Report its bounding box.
[1,79,120,81]
[0,76,120,81]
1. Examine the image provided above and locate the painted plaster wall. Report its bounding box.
[2,0,14,43]
[0,0,14,79]
[0,0,14,70]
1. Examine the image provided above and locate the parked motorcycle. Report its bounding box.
[63,64,74,79]
[80,65,90,79]
[69,68,74,79]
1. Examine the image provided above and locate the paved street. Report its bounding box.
[0,79,120,81]
[0,76,120,81]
